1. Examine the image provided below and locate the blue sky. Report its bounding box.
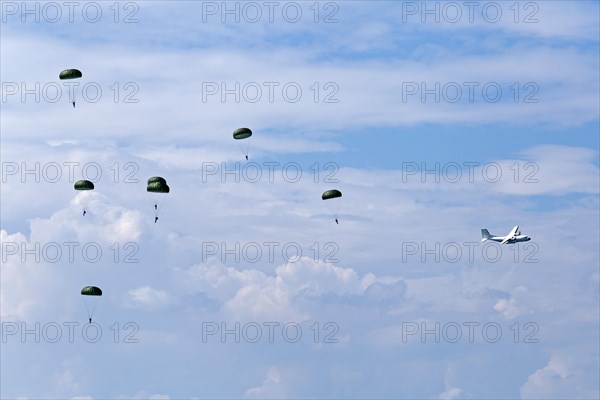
[1,1,599,399]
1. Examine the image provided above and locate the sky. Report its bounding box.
[1,1,599,399]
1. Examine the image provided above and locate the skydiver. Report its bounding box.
[245,155,248,160]
[83,210,86,216]
[155,216,158,223]
[72,102,76,108]
[154,204,157,210]
[89,317,92,324]
[335,218,338,224]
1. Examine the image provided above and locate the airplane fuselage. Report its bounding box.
[487,235,531,243]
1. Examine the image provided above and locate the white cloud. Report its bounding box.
[117,392,170,400]
[489,145,600,196]
[493,286,529,319]
[520,355,599,399]
[438,387,463,400]
[53,358,85,399]
[2,36,598,145]
[123,286,173,310]
[55,369,80,396]
[244,367,286,399]
[176,257,405,320]
[341,144,600,197]
[0,229,57,321]
[438,366,469,400]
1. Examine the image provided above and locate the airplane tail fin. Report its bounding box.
[481,229,492,242]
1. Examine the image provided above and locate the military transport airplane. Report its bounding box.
[481,226,531,244]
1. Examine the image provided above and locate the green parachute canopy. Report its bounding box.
[322,189,342,200]
[81,286,102,296]
[74,180,94,190]
[233,128,252,140]
[147,176,167,185]
[59,69,82,80]
[147,181,170,193]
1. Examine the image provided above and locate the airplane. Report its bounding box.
[481,226,531,244]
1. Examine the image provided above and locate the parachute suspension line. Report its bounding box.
[237,141,249,159]
[150,192,171,218]
[81,297,91,319]
[70,86,77,105]
[150,193,159,217]
[81,297,99,319]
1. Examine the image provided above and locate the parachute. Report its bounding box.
[81,286,102,296]
[147,176,167,186]
[74,180,94,190]
[59,69,82,79]
[81,285,102,321]
[74,180,94,215]
[233,127,252,140]
[322,189,342,223]
[322,189,342,200]
[147,177,170,222]
[233,127,252,160]
[147,181,170,193]
[59,69,82,107]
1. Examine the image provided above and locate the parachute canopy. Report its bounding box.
[147,181,170,193]
[81,286,102,296]
[233,127,252,140]
[59,69,82,80]
[147,176,167,185]
[322,189,342,200]
[74,180,94,190]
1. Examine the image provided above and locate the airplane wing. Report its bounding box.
[500,226,519,244]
